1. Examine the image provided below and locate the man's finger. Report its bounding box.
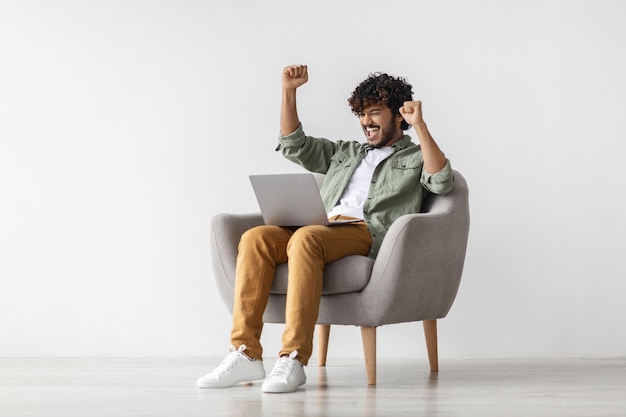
[400,104,414,114]
[286,65,307,78]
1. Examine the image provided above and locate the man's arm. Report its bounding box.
[280,64,308,136]
[399,101,447,174]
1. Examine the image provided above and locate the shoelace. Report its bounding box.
[214,344,247,375]
[268,350,299,381]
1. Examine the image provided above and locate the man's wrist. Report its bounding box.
[412,121,427,131]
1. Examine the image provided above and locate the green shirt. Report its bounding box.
[276,124,454,258]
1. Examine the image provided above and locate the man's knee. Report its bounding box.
[240,226,266,244]
[287,227,325,257]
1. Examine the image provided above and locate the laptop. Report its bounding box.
[249,173,361,226]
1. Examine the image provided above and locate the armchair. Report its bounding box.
[210,170,470,385]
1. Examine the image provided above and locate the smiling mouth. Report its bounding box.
[365,126,380,139]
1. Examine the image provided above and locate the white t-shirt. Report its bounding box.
[327,146,394,220]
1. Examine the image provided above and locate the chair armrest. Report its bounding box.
[361,203,470,325]
[210,212,265,312]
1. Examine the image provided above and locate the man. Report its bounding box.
[197,64,454,393]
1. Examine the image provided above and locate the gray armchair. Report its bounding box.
[210,170,470,385]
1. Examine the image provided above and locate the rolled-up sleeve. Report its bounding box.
[421,159,454,195]
[275,124,306,151]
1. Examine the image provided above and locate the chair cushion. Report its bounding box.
[270,255,375,295]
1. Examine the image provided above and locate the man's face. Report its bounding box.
[359,104,404,148]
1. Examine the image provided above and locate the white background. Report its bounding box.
[1,0,625,360]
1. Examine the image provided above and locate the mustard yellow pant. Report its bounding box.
[230,217,371,365]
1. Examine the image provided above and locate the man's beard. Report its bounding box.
[367,119,402,148]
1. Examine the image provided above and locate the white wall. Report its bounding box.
[1,0,625,359]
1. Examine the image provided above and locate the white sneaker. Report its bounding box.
[261,350,306,393]
[197,345,265,388]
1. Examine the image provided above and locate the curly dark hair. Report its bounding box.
[348,72,414,130]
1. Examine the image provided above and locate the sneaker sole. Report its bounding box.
[261,379,305,393]
[197,371,266,388]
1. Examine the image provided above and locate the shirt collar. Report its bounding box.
[363,135,414,151]
[392,135,414,150]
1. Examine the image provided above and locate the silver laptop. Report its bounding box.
[249,173,361,226]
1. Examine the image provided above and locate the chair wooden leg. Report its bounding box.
[361,326,377,385]
[423,319,439,372]
[317,324,331,366]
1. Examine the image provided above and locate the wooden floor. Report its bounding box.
[1,357,625,416]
